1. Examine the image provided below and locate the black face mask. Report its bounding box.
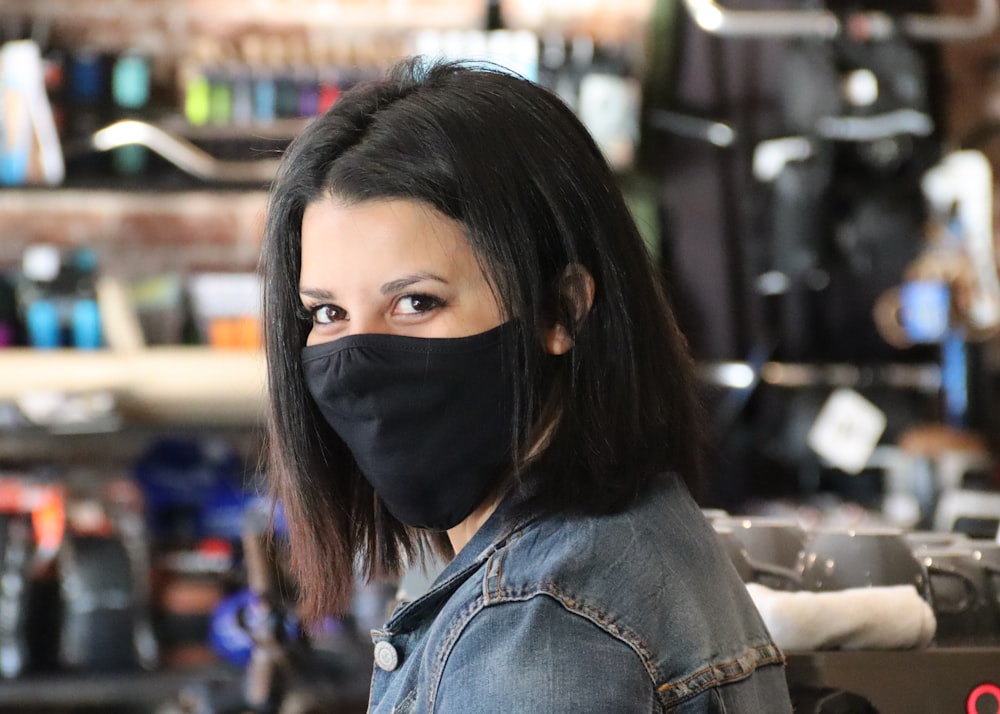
[301,322,520,530]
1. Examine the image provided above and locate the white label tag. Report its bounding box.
[807,389,887,474]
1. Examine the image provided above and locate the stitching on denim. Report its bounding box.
[482,548,510,605]
[654,642,786,707]
[481,554,492,604]
[487,581,660,686]
[368,662,381,712]
[427,596,486,713]
[496,547,505,597]
[485,582,786,708]
[427,531,528,711]
[391,688,417,714]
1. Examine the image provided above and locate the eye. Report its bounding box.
[394,294,445,315]
[309,304,346,325]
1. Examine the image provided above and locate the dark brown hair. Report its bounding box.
[261,58,705,622]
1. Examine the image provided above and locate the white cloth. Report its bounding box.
[746,583,936,651]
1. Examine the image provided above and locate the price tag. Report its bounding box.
[807,389,887,474]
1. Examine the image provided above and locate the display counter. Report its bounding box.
[787,647,1000,713]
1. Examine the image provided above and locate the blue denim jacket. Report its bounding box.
[368,474,793,713]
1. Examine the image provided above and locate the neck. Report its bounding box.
[446,496,501,554]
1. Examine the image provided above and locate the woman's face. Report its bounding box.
[299,197,505,347]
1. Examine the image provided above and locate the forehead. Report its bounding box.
[300,197,476,273]
[302,196,464,243]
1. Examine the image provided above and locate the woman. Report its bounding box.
[261,58,792,713]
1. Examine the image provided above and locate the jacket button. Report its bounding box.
[374,640,399,672]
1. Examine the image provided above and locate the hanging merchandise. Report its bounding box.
[666,0,998,505]
[55,531,141,672]
[0,514,37,678]
[576,43,642,172]
[0,39,64,186]
[752,22,940,364]
[133,437,259,545]
[920,151,1000,337]
[872,149,1000,428]
[665,0,998,364]
[872,151,999,351]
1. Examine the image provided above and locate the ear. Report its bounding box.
[543,264,595,355]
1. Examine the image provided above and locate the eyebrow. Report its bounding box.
[298,286,336,301]
[380,272,449,295]
[298,272,449,301]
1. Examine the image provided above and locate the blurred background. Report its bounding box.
[0,0,999,712]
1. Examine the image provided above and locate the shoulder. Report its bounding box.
[434,593,656,714]
[495,473,748,620]
[476,473,786,707]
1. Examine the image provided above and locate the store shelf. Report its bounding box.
[786,647,1000,713]
[0,664,369,713]
[0,347,265,426]
[699,360,942,392]
[0,665,238,711]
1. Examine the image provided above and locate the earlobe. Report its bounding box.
[542,264,595,355]
[544,323,575,355]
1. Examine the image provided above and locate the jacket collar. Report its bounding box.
[384,481,538,631]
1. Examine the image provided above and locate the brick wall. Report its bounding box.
[0,190,266,277]
[0,0,653,53]
[0,0,994,278]
[937,0,1000,158]
[1,0,983,141]
[0,0,655,281]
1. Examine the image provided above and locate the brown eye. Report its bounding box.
[311,304,345,324]
[395,294,444,315]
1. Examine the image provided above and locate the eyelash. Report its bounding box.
[395,293,445,315]
[309,304,346,325]
[298,294,447,325]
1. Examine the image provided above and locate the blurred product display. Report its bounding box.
[1,0,1000,712]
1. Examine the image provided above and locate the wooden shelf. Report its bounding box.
[0,347,265,427]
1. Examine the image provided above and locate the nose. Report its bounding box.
[344,313,391,337]
[306,312,392,347]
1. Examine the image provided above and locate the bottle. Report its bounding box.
[0,273,19,347]
[110,50,151,175]
[18,244,103,350]
[19,244,63,349]
[486,0,504,31]
[242,35,276,125]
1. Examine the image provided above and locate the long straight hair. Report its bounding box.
[261,58,706,621]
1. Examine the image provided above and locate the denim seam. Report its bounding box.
[368,662,379,712]
[654,642,786,707]
[482,581,786,709]
[486,581,660,687]
[391,688,417,714]
[483,548,507,602]
[427,596,487,713]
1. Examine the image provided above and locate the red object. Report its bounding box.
[967,683,1000,714]
[318,83,341,114]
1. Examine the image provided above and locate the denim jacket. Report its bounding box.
[368,474,793,713]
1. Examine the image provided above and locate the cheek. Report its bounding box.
[471,287,506,328]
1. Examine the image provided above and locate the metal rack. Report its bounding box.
[682,0,999,40]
